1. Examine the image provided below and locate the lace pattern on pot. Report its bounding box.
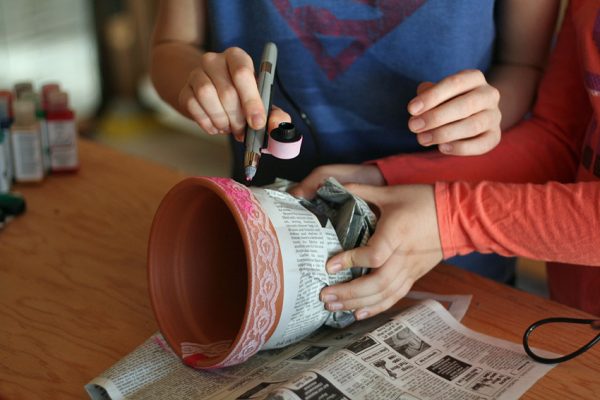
[183,178,282,368]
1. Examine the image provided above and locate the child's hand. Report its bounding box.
[408,69,501,156]
[178,47,290,141]
[289,164,385,199]
[320,184,443,320]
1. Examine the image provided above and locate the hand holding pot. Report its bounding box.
[148,177,375,369]
[320,184,443,320]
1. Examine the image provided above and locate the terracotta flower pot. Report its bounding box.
[148,177,359,369]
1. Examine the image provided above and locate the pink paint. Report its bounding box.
[209,177,255,219]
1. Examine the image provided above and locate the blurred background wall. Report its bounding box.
[0,0,101,118]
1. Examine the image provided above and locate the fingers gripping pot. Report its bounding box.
[148,177,376,369]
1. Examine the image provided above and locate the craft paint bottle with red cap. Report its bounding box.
[41,83,60,110]
[46,91,78,172]
[10,99,44,183]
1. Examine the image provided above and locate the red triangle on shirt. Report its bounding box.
[273,0,427,79]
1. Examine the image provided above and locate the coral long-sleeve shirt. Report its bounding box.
[374,0,600,315]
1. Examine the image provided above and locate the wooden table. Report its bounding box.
[0,140,598,399]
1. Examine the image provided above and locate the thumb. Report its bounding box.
[326,229,393,273]
[267,105,292,133]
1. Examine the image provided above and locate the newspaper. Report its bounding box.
[86,293,556,400]
[249,178,377,351]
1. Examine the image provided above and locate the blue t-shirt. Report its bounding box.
[207,0,515,282]
[207,0,496,184]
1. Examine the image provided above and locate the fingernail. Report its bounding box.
[210,128,219,135]
[408,100,424,114]
[328,303,343,311]
[440,143,453,153]
[251,113,265,129]
[218,129,226,135]
[322,294,338,303]
[327,263,342,274]
[419,133,433,145]
[356,310,369,320]
[410,118,425,132]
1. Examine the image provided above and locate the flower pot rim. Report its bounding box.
[147,177,283,368]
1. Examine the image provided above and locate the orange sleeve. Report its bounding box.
[373,5,590,186]
[435,180,600,266]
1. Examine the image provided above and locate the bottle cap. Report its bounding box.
[47,91,69,112]
[0,91,12,118]
[13,99,37,125]
[41,83,60,109]
[0,193,26,216]
[14,82,34,99]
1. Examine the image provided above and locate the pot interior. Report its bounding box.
[149,182,248,365]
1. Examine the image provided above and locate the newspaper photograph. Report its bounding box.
[86,293,556,400]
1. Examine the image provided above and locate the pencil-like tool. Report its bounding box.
[243,42,278,182]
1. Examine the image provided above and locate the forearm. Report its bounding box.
[488,64,543,130]
[436,181,600,266]
[490,0,560,130]
[150,0,206,118]
[376,5,587,187]
[375,117,579,186]
[150,42,205,118]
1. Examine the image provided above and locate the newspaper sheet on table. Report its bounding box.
[86,293,556,400]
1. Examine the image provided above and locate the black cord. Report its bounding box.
[522,317,600,364]
[275,70,322,162]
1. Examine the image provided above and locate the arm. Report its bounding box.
[405,0,560,155]
[150,0,206,118]
[489,0,561,131]
[150,0,289,140]
[318,179,600,319]
[291,6,586,199]
[436,180,600,266]
[378,3,590,186]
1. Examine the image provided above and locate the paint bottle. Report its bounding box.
[21,91,51,174]
[0,91,13,116]
[10,99,44,183]
[0,96,12,192]
[46,91,79,172]
[41,83,61,173]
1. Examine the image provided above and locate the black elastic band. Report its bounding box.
[523,317,600,364]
